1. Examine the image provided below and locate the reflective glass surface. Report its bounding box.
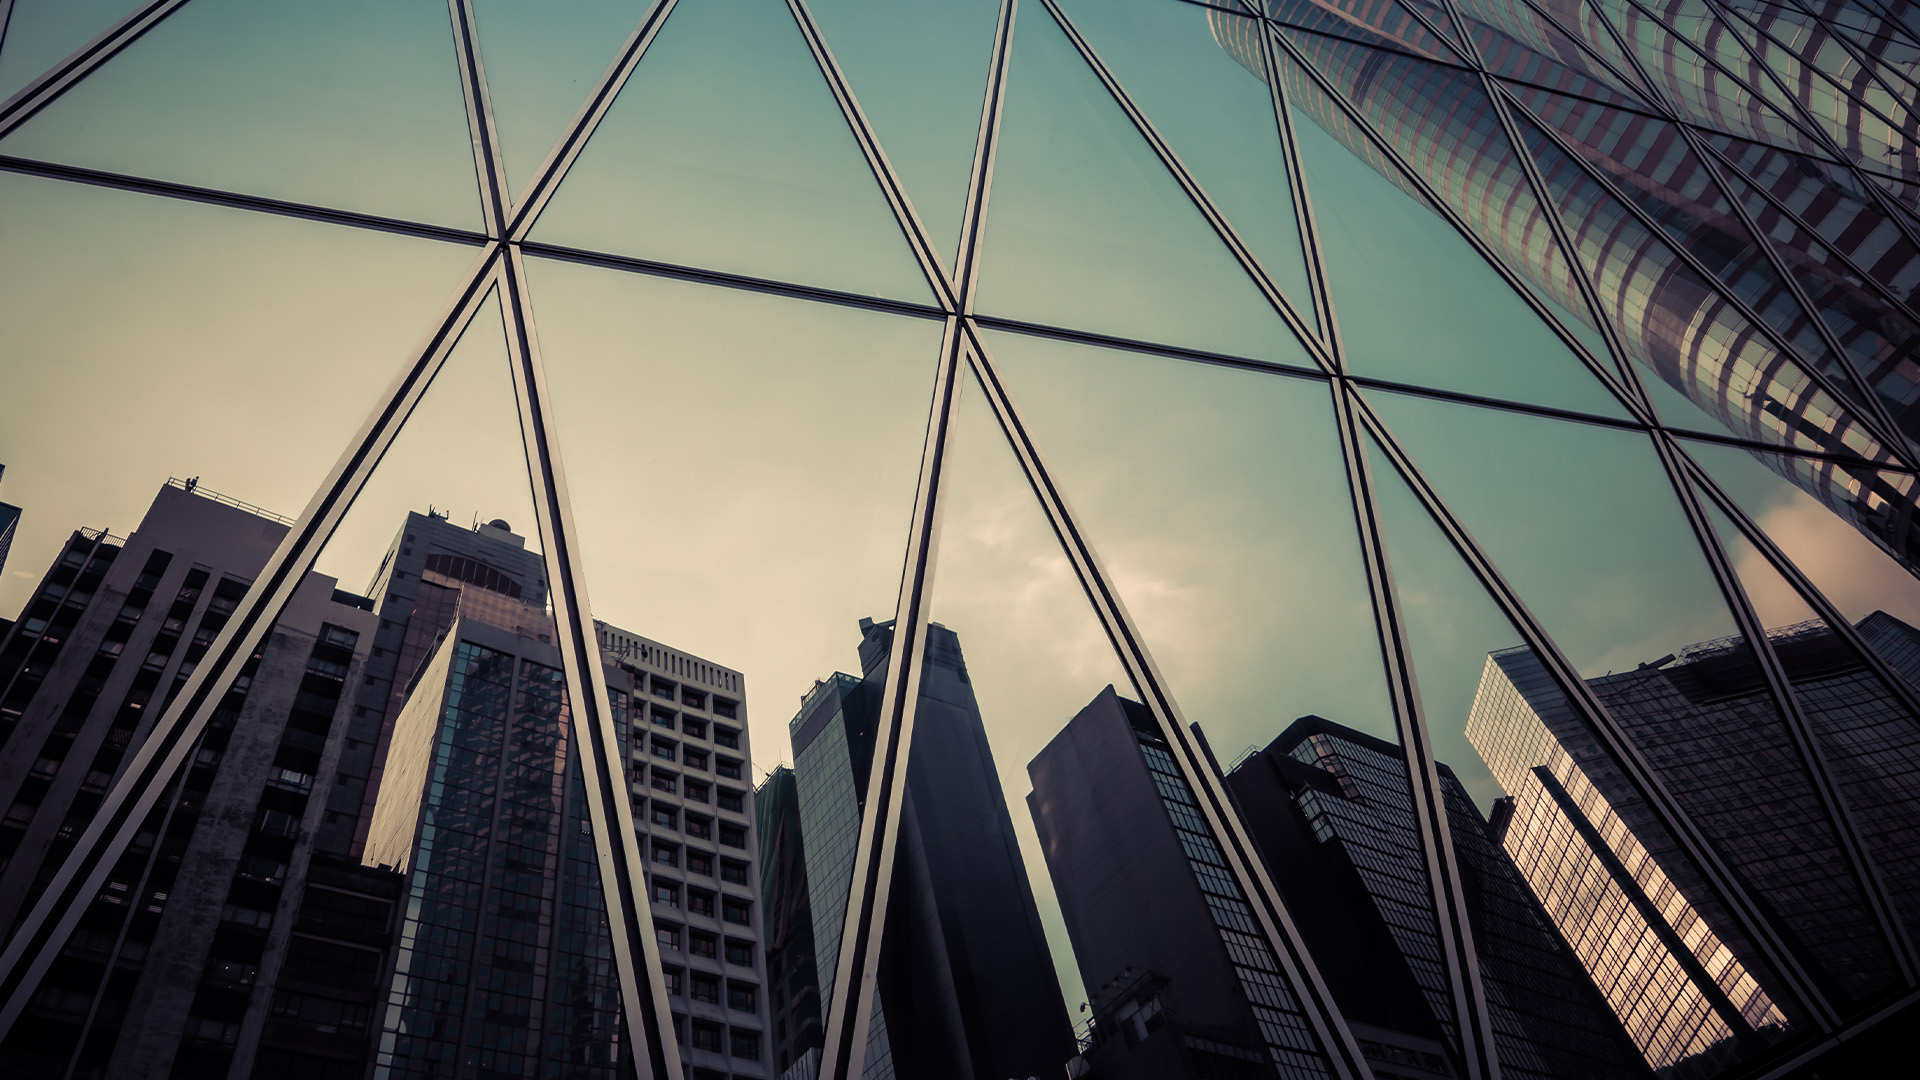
[0,0,141,102]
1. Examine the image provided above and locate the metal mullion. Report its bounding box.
[1771,0,1920,97]
[1647,427,1919,984]
[784,0,957,311]
[1501,81,1919,468]
[973,312,1329,378]
[1349,388,1840,1030]
[1259,18,1348,365]
[0,0,191,138]
[960,320,1374,1080]
[1712,0,1920,143]
[1677,445,1920,727]
[0,240,507,1040]
[448,0,508,237]
[497,248,677,1080]
[1654,424,1917,471]
[1330,377,1500,1080]
[954,0,1018,312]
[1036,0,1332,369]
[815,316,966,1080]
[1680,119,1920,462]
[504,0,681,242]
[1498,0,1678,111]
[1263,21,1646,414]
[0,0,16,69]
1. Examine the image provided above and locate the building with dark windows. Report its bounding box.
[363,579,769,1080]
[755,766,822,1074]
[1467,613,1920,1074]
[1029,690,1644,1080]
[786,619,1073,1080]
[0,481,387,1079]
[0,464,20,588]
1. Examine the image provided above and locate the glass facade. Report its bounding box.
[4,0,1920,1078]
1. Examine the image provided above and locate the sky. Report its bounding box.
[3,0,1915,1027]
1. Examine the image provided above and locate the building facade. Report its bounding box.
[786,620,1073,1080]
[754,766,822,1075]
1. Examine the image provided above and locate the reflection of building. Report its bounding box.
[755,765,823,1073]
[0,481,392,1080]
[363,568,771,1080]
[787,619,1072,1080]
[1468,612,1920,1073]
[1212,0,1920,568]
[1028,688,1643,1080]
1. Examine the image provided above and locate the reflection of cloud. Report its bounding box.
[1739,499,1920,628]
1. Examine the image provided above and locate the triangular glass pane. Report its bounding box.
[529,0,934,305]
[1275,44,1634,416]
[1360,425,1799,1075]
[804,0,1001,281]
[1261,0,1469,64]
[1055,0,1320,332]
[1398,0,1474,51]
[1365,388,1904,1007]
[0,0,140,102]
[921,367,1354,1078]
[0,0,484,230]
[0,172,483,1076]
[1693,493,1920,952]
[1540,0,1663,99]
[1681,435,1920,610]
[1512,96,1880,409]
[1454,1,1655,110]
[471,0,649,200]
[1512,103,1905,457]
[974,5,1310,364]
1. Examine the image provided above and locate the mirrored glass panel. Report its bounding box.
[0,0,141,102]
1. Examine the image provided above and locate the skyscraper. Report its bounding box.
[363,589,771,1079]
[1467,612,1920,1072]
[755,765,823,1074]
[787,619,1072,1080]
[0,464,20,589]
[0,481,387,1079]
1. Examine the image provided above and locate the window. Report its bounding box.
[691,972,720,1004]
[652,706,676,729]
[652,771,677,795]
[652,740,676,762]
[691,1020,722,1052]
[721,860,749,886]
[688,890,716,918]
[690,932,717,959]
[718,788,744,813]
[652,678,677,701]
[663,967,683,995]
[687,851,714,877]
[684,749,708,771]
[652,842,678,868]
[716,757,742,780]
[653,882,679,908]
[657,925,681,952]
[724,939,754,966]
[684,780,709,803]
[728,982,757,1012]
[683,689,706,710]
[715,724,740,748]
[730,1029,761,1060]
[719,824,747,849]
[722,898,751,925]
[713,699,737,720]
[682,719,706,739]
[685,814,711,840]
[653,806,678,830]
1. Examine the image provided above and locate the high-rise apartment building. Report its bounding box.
[363,582,770,1080]
[0,481,391,1079]
[754,765,822,1074]
[786,620,1072,1080]
[1029,691,1643,1080]
[1466,613,1920,1072]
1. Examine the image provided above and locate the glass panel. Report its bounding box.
[804,0,1001,279]
[914,368,1348,1078]
[1258,0,1469,65]
[1693,494,1920,954]
[1681,436,1920,613]
[1366,388,1903,1008]
[974,2,1311,365]
[1362,427,1798,1076]
[528,0,933,304]
[0,0,484,230]
[0,170,478,1078]
[1054,0,1320,333]
[1452,0,1655,109]
[1275,41,1635,416]
[471,0,650,199]
[0,0,140,102]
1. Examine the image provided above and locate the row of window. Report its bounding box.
[646,705,743,748]
[642,765,749,812]
[656,923,757,967]
[673,1014,761,1062]
[651,880,754,924]
[661,966,759,1012]
[644,737,746,779]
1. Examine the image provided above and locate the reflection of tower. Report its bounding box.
[1467,612,1920,1073]
[787,620,1072,1080]
[1210,1,1920,568]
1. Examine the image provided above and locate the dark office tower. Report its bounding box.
[0,463,20,588]
[1029,690,1644,1080]
[331,511,549,860]
[788,619,1072,1080]
[364,596,770,1080]
[1468,613,1920,1074]
[0,480,391,1080]
[755,765,822,1074]
[1211,2,1920,569]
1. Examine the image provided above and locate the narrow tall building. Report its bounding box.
[363,585,771,1080]
[755,765,822,1074]
[0,481,393,1080]
[786,619,1073,1080]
